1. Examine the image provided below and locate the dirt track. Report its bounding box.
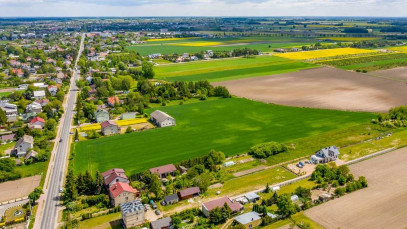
[0,175,41,202]
[214,67,407,112]
[305,147,407,229]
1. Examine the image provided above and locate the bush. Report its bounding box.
[248,142,288,159]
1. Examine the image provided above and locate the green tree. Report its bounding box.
[276,194,298,217]
[28,187,43,206]
[149,174,162,198]
[56,91,65,102]
[0,108,7,125]
[142,61,155,79]
[94,170,104,195]
[63,170,78,202]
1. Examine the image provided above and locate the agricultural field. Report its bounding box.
[322,37,381,42]
[127,37,316,55]
[214,67,407,112]
[72,98,373,175]
[305,147,407,229]
[79,118,148,131]
[369,66,407,82]
[154,55,317,82]
[388,45,407,53]
[274,47,377,60]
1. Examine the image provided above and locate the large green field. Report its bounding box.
[72,98,374,175]
[154,56,317,82]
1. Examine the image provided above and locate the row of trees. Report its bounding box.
[248,141,288,159]
[63,170,105,203]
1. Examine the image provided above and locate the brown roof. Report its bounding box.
[102,168,125,178]
[178,187,200,198]
[104,171,129,186]
[149,164,177,176]
[100,120,118,129]
[203,196,242,212]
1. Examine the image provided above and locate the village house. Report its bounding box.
[94,108,109,123]
[120,200,145,228]
[178,187,200,200]
[101,120,120,136]
[202,196,243,217]
[150,110,176,128]
[26,102,42,113]
[233,212,262,229]
[12,135,34,158]
[0,134,16,143]
[35,98,50,107]
[33,90,46,100]
[109,182,137,207]
[107,96,120,107]
[25,150,39,161]
[163,194,179,205]
[29,117,45,129]
[0,102,18,122]
[310,146,340,164]
[103,168,130,187]
[149,164,177,179]
[151,217,174,229]
[47,85,58,96]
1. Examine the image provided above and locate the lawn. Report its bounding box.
[15,161,48,178]
[78,212,122,229]
[4,205,26,223]
[154,56,317,82]
[72,98,374,175]
[262,213,323,229]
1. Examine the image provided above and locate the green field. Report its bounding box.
[72,98,374,175]
[154,56,317,82]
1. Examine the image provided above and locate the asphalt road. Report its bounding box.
[39,34,84,229]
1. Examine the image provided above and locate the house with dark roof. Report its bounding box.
[233,212,262,229]
[109,182,137,207]
[101,120,120,136]
[102,168,130,187]
[149,164,177,179]
[202,196,243,217]
[12,135,34,158]
[163,194,179,205]
[310,146,340,164]
[151,217,173,229]
[120,200,145,228]
[150,110,175,128]
[178,187,200,200]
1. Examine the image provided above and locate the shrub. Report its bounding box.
[248,142,288,159]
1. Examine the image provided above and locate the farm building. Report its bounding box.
[102,168,130,187]
[178,187,200,200]
[109,182,138,207]
[12,135,34,158]
[151,217,173,229]
[149,164,177,179]
[245,193,260,203]
[202,196,243,217]
[150,110,176,127]
[233,212,262,229]
[163,194,179,205]
[101,120,120,136]
[120,200,145,228]
[310,146,340,164]
[94,108,109,123]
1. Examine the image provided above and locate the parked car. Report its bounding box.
[155,209,161,215]
[150,200,157,209]
[160,200,166,206]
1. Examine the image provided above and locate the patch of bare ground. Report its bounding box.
[0,175,41,202]
[305,147,407,229]
[369,66,407,82]
[213,67,407,112]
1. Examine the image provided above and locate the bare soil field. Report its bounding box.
[214,67,407,112]
[305,147,407,229]
[370,66,407,82]
[0,175,41,203]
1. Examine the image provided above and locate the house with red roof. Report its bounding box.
[202,196,243,217]
[107,96,120,107]
[149,164,177,179]
[100,120,120,136]
[12,69,24,77]
[102,168,130,187]
[109,182,138,207]
[29,117,45,129]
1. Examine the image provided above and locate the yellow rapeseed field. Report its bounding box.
[147,37,190,42]
[174,41,224,47]
[79,118,149,131]
[274,48,377,60]
[388,46,407,53]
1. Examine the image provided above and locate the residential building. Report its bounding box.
[120,200,145,228]
[149,164,177,179]
[0,102,18,122]
[101,120,120,136]
[202,197,243,217]
[0,134,16,142]
[26,102,42,113]
[48,85,58,96]
[233,212,262,229]
[310,146,340,164]
[109,182,137,207]
[150,110,176,127]
[12,135,34,158]
[120,112,137,120]
[107,96,120,107]
[102,168,130,187]
[25,150,38,161]
[94,108,109,123]
[151,217,173,229]
[245,193,260,203]
[178,187,200,200]
[29,117,45,129]
[163,194,179,205]
[33,90,46,99]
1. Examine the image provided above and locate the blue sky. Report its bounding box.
[0,0,406,17]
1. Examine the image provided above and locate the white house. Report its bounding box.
[26,102,42,113]
[13,135,34,158]
[310,146,340,164]
[150,110,176,128]
[33,90,46,100]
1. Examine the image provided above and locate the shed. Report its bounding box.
[164,194,179,205]
[245,193,260,203]
[272,186,280,192]
[178,187,200,200]
[224,161,235,167]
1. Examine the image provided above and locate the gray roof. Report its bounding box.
[151,217,172,229]
[164,194,179,202]
[14,135,34,149]
[234,212,261,225]
[150,110,174,123]
[317,146,340,158]
[245,192,260,200]
[120,200,144,214]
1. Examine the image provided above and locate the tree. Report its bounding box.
[149,174,162,198]
[94,171,104,195]
[63,170,78,202]
[142,61,155,79]
[192,172,212,192]
[56,91,65,102]
[74,129,79,141]
[0,108,7,125]
[265,183,271,193]
[276,194,298,217]
[295,186,311,199]
[29,187,43,206]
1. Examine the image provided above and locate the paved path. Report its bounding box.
[34,34,84,229]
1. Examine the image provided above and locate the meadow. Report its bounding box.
[274,48,377,60]
[154,55,317,82]
[72,98,374,175]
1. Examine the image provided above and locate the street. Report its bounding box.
[35,34,85,229]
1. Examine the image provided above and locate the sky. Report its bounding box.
[0,0,406,17]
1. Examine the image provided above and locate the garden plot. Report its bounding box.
[214,67,407,112]
[305,147,407,229]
